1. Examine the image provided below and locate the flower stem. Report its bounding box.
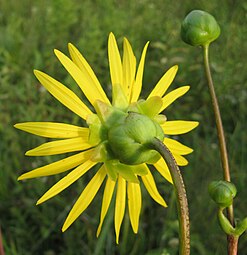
[203,44,236,252]
[0,228,5,255]
[149,138,190,255]
[227,235,239,255]
[203,45,231,184]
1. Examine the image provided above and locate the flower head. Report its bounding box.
[15,33,198,243]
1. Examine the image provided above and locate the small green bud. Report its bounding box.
[208,180,237,208]
[181,10,220,46]
[108,112,164,165]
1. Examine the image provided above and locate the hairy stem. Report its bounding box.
[149,138,190,255]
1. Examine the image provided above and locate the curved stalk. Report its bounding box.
[149,138,190,255]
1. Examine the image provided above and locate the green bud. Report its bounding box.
[181,10,220,46]
[108,112,164,165]
[208,180,237,208]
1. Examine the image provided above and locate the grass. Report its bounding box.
[0,0,246,254]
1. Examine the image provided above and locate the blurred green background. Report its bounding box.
[0,0,246,254]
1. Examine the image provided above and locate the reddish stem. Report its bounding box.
[227,235,239,255]
[0,228,5,255]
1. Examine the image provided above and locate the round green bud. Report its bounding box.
[208,180,237,208]
[107,112,164,165]
[181,10,220,46]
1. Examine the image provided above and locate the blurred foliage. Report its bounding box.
[0,0,246,254]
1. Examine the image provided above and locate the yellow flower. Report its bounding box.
[15,33,198,243]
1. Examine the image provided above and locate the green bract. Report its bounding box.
[181,10,220,46]
[89,100,165,165]
[208,180,237,208]
[108,112,164,164]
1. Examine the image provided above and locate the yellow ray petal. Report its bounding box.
[173,154,188,166]
[141,167,167,207]
[130,42,149,102]
[37,160,97,205]
[115,176,126,244]
[161,120,199,135]
[68,43,110,105]
[153,157,173,184]
[62,165,106,232]
[14,122,89,139]
[97,174,116,237]
[26,137,92,156]
[55,49,110,106]
[148,65,178,99]
[128,182,141,233]
[160,86,190,112]
[18,149,94,180]
[108,33,126,107]
[164,138,193,155]
[34,70,92,120]
[108,32,123,89]
[122,37,136,101]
